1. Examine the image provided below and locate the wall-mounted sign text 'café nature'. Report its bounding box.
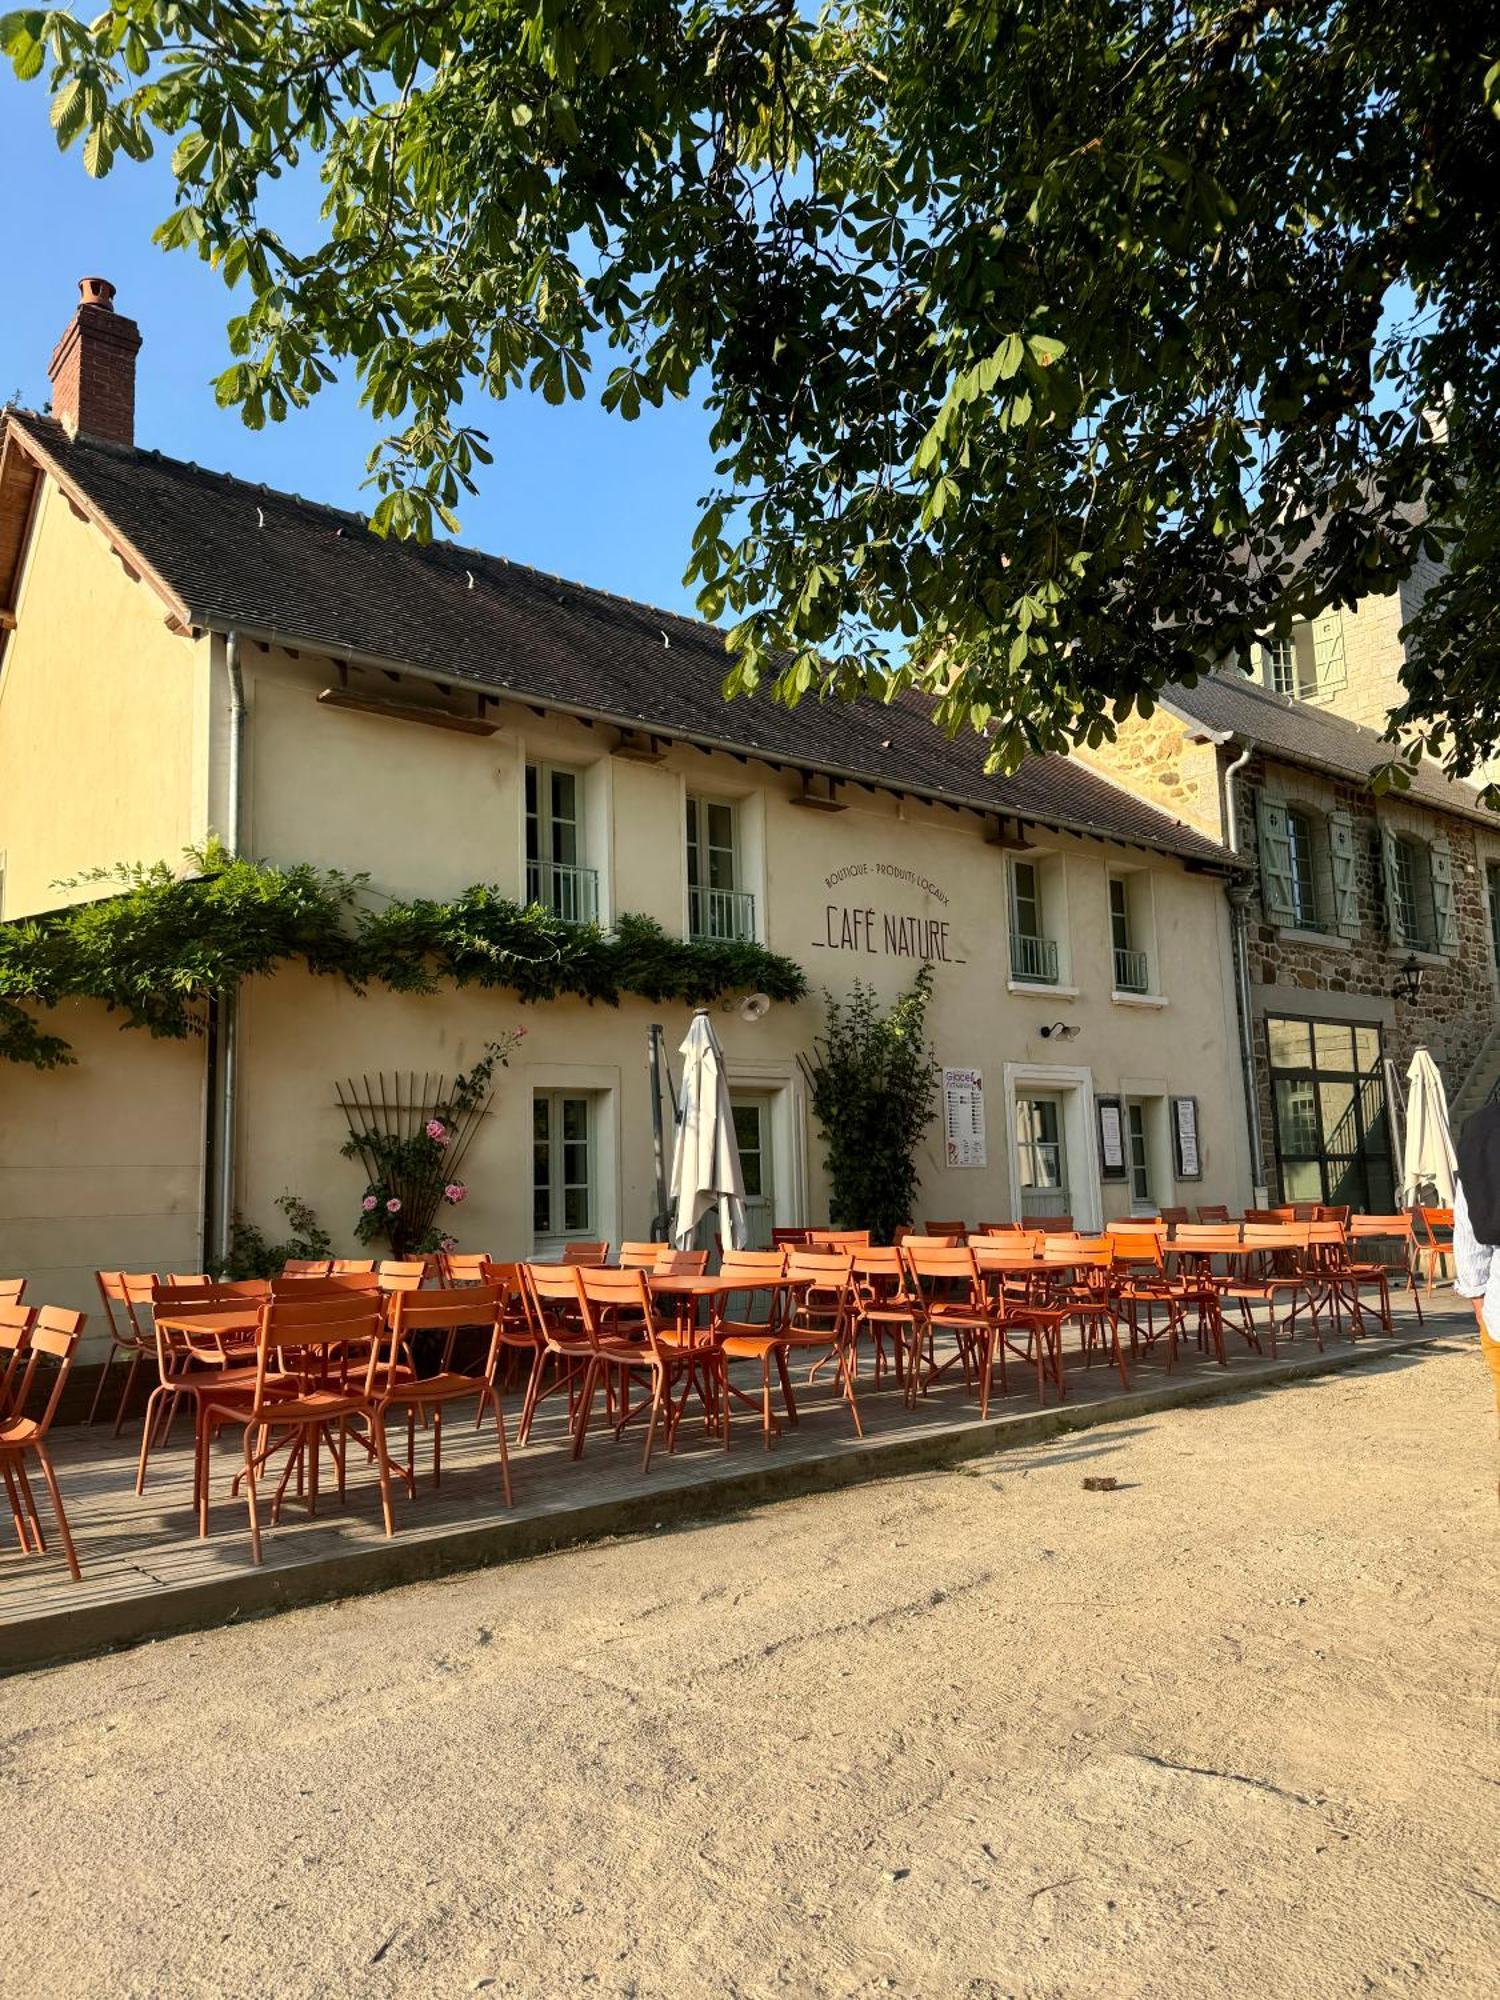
[812,862,964,963]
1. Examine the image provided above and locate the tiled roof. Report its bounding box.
[6,410,1238,868]
[1162,672,1496,828]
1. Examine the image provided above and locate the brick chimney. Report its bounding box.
[47,277,142,446]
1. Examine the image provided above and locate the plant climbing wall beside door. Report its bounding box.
[798,967,942,1243]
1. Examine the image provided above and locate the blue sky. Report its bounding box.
[0,75,715,616]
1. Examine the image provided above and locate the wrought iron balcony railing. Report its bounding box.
[1113,946,1150,994]
[1010,931,1060,984]
[527,859,598,925]
[689,885,757,943]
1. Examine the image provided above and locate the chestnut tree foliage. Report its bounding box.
[4,2,1499,780]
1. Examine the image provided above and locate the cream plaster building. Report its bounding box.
[0,282,1255,1333]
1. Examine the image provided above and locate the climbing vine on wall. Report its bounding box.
[0,842,807,1068]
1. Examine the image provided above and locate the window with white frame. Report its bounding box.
[1108,874,1149,992]
[1284,806,1326,930]
[532,1091,594,1238]
[686,795,756,941]
[1009,858,1060,984]
[1258,616,1347,704]
[1260,636,1296,697]
[525,763,597,924]
[1383,831,1442,953]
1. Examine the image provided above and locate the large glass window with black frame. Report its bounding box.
[1266,1017,1394,1210]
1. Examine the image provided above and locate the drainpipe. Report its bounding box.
[1222,742,1268,1200]
[208,631,246,1268]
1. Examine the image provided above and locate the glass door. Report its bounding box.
[732,1094,774,1251]
[1266,1017,1394,1209]
[1016,1093,1069,1219]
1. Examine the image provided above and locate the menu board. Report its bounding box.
[1172,1095,1202,1180]
[1096,1095,1126,1180]
[943,1067,986,1169]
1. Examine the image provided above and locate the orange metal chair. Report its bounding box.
[1346,1214,1422,1328]
[331,1258,376,1276]
[371,1285,512,1504]
[1037,1235,1129,1387]
[562,1241,611,1267]
[848,1246,924,1403]
[779,1249,862,1435]
[1026,1215,1075,1235]
[1415,1207,1454,1296]
[377,1259,428,1292]
[902,1240,1016,1413]
[1,1306,87,1580]
[197,1292,393,1563]
[436,1251,489,1285]
[618,1241,672,1270]
[0,1278,24,1307]
[923,1220,968,1242]
[573,1266,722,1470]
[807,1228,872,1250]
[281,1259,334,1277]
[709,1249,794,1445]
[1219,1224,1321,1356]
[1196,1204,1232,1224]
[517,1263,595,1444]
[91,1270,157,1432]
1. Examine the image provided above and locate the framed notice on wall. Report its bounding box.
[1096,1095,1127,1180]
[1171,1095,1202,1180]
[942,1067,986,1169]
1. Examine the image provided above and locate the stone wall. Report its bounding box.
[1076,707,1224,842]
[1235,749,1498,1197]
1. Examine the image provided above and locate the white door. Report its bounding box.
[732,1094,775,1250]
[1016,1092,1070,1220]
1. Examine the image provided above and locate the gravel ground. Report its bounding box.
[1,1338,1496,2000]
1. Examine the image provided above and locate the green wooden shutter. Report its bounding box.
[1326,810,1360,937]
[1430,834,1459,956]
[1257,796,1296,924]
[1379,823,1407,944]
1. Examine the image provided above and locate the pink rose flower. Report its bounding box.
[361,1195,378,1213]
[386,1197,402,1214]
[426,1119,449,1144]
[444,1182,468,1204]
[440,1235,459,1253]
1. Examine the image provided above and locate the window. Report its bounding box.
[1261,636,1296,697]
[532,1092,593,1238]
[1285,807,1324,930]
[526,763,597,923]
[1109,876,1150,992]
[1260,797,1360,936]
[1387,833,1437,952]
[1265,1017,1394,1210]
[687,796,756,941]
[1010,860,1059,984]
[1258,616,1347,703]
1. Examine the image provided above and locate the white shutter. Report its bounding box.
[1430,834,1459,956]
[1379,823,1408,945]
[1257,796,1296,924]
[1309,613,1347,696]
[1326,810,1360,937]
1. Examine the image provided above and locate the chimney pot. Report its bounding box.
[48,275,141,446]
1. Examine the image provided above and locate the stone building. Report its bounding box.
[1082,671,1500,1206]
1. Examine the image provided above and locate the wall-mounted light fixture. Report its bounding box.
[1391,955,1426,1006]
[1038,1021,1080,1041]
